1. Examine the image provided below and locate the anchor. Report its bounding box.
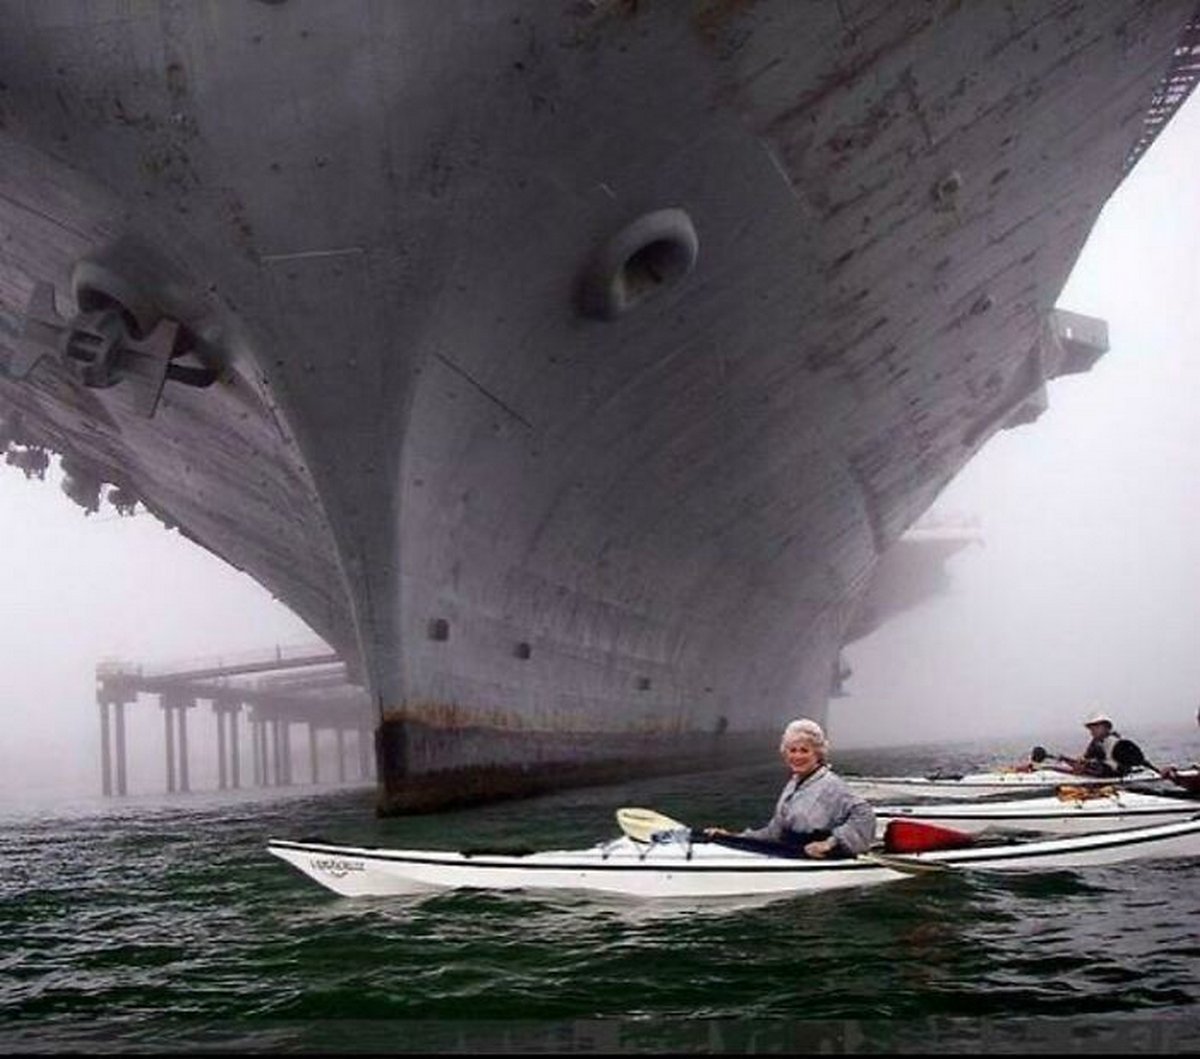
[11,281,217,417]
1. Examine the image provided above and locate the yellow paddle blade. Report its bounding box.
[616,807,687,843]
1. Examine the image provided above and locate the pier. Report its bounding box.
[95,644,375,797]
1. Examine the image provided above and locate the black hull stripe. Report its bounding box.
[921,819,1200,865]
[860,771,1162,788]
[879,809,1195,823]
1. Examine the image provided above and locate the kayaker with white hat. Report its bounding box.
[1058,710,1124,777]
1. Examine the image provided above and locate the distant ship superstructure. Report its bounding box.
[0,2,1196,811]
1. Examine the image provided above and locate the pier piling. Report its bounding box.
[95,646,372,797]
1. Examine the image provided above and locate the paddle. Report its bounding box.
[1113,740,1162,775]
[1030,745,1074,767]
[614,807,954,875]
[858,850,957,874]
[615,807,689,844]
[1031,742,1163,776]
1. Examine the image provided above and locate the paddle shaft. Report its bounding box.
[1030,746,1075,767]
[618,806,948,871]
[1031,744,1162,775]
[857,851,955,875]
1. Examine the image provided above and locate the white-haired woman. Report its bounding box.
[706,718,875,858]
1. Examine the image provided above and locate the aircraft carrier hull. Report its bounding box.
[0,2,1194,813]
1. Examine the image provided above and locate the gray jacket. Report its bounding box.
[742,765,876,855]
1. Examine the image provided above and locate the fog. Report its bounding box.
[3,92,1200,801]
[835,88,1200,754]
[0,476,317,801]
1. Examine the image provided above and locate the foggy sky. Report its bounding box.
[836,87,1200,752]
[3,91,1200,800]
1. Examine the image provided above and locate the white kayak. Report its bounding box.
[846,765,1166,801]
[267,814,1200,900]
[874,789,1198,837]
[268,834,909,898]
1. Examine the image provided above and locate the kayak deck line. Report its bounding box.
[265,836,888,874]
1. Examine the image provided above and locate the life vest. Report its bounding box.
[1111,738,1147,775]
[1081,732,1122,776]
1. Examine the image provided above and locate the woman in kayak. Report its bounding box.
[704,718,876,858]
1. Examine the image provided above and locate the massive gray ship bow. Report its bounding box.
[0,2,1196,811]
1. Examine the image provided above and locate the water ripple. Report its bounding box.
[2,753,1199,1050]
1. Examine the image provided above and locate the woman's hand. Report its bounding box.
[804,836,838,858]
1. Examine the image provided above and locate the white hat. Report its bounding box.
[1084,711,1113,727]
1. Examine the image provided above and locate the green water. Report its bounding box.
[2,733,1197,1053]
